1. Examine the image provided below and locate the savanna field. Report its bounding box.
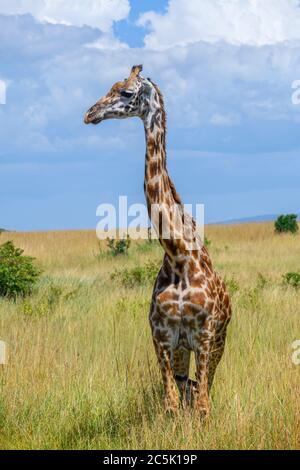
[0,223,299,450]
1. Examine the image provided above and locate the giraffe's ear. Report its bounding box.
[130,64,143,79]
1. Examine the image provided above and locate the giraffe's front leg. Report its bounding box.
[194,337,211,420]
[153,340,179,413]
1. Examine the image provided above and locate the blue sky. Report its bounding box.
[0,0,300,231]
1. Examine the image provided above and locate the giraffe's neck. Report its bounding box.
[143,85,198,260]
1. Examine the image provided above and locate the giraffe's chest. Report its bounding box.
[152,282,214,349]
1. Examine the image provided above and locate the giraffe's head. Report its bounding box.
[84,65,153,125]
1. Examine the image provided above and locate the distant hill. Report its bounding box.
[216,214,300,225]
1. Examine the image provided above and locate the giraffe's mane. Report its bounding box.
[147,79,167,134]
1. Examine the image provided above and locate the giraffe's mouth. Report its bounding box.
[90,117,103,125]
[84,113,103,125]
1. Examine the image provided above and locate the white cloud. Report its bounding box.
[0,0,130,32]
[2,13,300,161]
[86,34,129,50]
[0,79,7,104]
[138,0,300,49]
[210,113,241,127]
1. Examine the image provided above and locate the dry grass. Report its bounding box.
[0,223,299,450]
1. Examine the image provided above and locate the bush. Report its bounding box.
[224,277,239,296]
[204,237,212,248]
[275,214,298,234]
[0,241,41,299]
[107,236,131,256]
[283,272,300,289]
[111,261,159,288]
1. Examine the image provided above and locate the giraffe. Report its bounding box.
[84,65,232,417]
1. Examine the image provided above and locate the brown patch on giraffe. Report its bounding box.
[147,182,160,201]
[205,300,215,313]
[162,175,169,193]
[165,302,180,316]
[187,257,197,275]
[190,274,206,288]
[224,294,230,308]
[202,262,213,277]
[182,303,204,316]
[157,290,179,304]
[176,239,187,254]
[207,279,216,294]
[183,291,207,306]
[147,137,155,157]
[149,160,162,178]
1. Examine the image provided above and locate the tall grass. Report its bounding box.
[0,223,299,449]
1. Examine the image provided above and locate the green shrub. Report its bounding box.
[0,241,41,299]
[107,236,131,256]
[275,214,298,234]
[204,237,212,248]
[282,272,300,289]
[111,261,159,288]
[224,277,239,296]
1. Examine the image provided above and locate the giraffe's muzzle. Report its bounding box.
[84,102,105,125]
[84,111,102,125]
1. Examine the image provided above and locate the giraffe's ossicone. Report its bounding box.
[84,65,232,417]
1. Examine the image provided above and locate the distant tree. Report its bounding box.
[275,214,298,234]
[0,241,41,299]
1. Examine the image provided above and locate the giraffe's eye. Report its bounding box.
[120,90,134,99]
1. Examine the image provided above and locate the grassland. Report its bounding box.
[0,223,299,450]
